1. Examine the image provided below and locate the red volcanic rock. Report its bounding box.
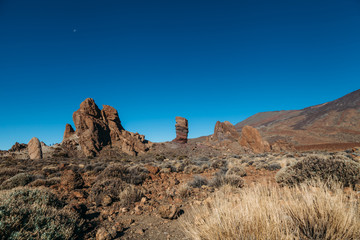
[211,121,241,142]
[66,98,150,157]
[172,117,188,144]
[240,125,270,153]
[63,123,75,141]
[27,137,43,159]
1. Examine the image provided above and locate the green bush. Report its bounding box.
[276,155,360,187]
[0,188,83,240]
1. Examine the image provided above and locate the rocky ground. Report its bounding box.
[1,143,360,239]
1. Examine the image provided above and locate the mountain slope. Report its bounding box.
[235,89,360,146]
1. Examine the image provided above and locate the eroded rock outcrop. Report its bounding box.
[63,124,75,140]
[172,117,188,144]
[205,121,244,153]
[64,98,150,157]
[28,137,43,159]
[239,125,270,153]
[210,121,241,142]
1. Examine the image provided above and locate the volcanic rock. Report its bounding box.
[172,117,188,144]
[27,137,43,159]
[67,98,150,157]
[9,142,27,152]
[158,204,181,219]
[210,121,241,142]
[63,124,75,140]
[101,105,149,156]
[72,98,110,157]
[239,125,270,153]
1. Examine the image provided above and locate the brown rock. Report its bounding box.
[145,165,160,174]
[205,121,244,153]
[27,137,43,159]
[73,98,111,157]
[158,204,181,219]
[69,98,150,157]
[96,226,118,240]
[101,104,149,156]
[63,123,75,140]
[61,170,84,190]
[9,142,27,152]
[102,195,113,206]
[172,117,188,144]
[239,125,270,153]
[211,121,241,142]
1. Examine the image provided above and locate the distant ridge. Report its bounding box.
[235,89,360,145]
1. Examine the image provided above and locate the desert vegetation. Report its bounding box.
[1,148,360,239]
[181,181,360,240]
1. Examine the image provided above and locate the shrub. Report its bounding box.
[118,185,144,207]
[223,174,244,188]
[0,188,83,240]
[90,178,127,206]
[210,159,226,169]
[226,166,247,177]
[209,172,244,189]
[97,164,149,185]
[0,168,22,185]
[184,165,202,174]
[264,162,282,171]
[0,173,35,190]
[178,184,191,199]
[188,175,208,188]
[28,177,61,187]
[276,155,360,187]
[181,181,360,240]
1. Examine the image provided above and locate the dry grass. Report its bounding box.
[181,181,360,240]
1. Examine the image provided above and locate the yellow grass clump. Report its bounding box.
[181,181,360,240]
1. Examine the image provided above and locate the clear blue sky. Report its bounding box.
[0,0,359,150]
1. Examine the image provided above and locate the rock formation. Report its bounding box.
[64,98,150,157]
[27,137,43,159]
[63,124,75,140]
[239,125,270,153]
[211,121,241,142]
[172,117,188,144]
[9,142,27,152]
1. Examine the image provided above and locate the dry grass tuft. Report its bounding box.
[181,181,360,240]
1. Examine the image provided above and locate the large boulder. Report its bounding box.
[27,137,43,159]
[206,121,244,153]
[239,125,270,153]
[172,117,188,144]
[211,121,241,142]
[66,98,150,157]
